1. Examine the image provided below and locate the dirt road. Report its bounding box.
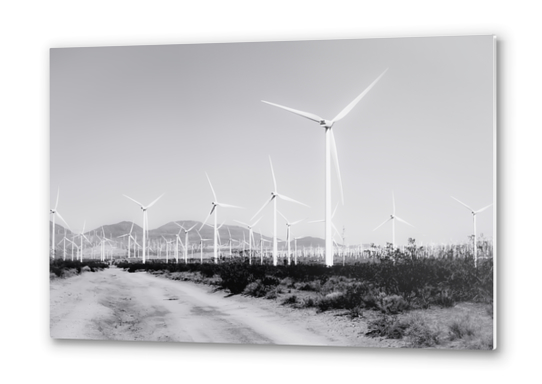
[50,267,401,347]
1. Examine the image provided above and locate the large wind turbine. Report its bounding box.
[200,173,243,263]
[123,193,164,263]
[451,196,492,268]
[373,193,415,250]
[262,69,387,266]
[50,188,70,259]
[252,157,309,266]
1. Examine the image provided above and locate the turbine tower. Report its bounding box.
[50,188,70,259]
[123,193,164,263]
[262,69,387,266]
[451,196,492,268]
[252,157,309,266]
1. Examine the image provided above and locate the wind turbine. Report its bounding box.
[117,222,136,258]
[278,211,304,265]
[451,196,492,268]
[195,229,211,263]
[262,69,387,266]
[251,157,309,266]
[123,193,164,263]
[373,193,415,250]
[162,236,174,262]
[50,188,70,259]
[200,173,243,263]
[234,217,263,264]
[175,222,198,263]
[74,221,91,262]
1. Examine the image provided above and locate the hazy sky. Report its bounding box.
[50,35,495,246]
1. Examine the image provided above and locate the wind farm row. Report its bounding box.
[50,69,492,268]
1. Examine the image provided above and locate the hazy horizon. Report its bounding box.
[50,36,495,247]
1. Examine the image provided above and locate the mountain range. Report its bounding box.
[50,220,329,248]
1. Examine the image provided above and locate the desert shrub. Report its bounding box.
[280,277,295,288]
[302,297,316,308]
[219,262,251,294]
[265,288,278,300]
[317,292,345,311]
[295,280,321,292]
[282,295,298,305]
[366,315,409,339]
[448,316,477,341]
[377,295,409,314]
[404,316,441,348]
[320,276,350,295]
[243,280,268,297]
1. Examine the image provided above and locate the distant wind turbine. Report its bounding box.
[74,221,90,262]
[451,196,492,268]
[200,173,243,263]
[175,222,198,263]
[373,192,415,250]
[252,157,309,266]
[50,188,70,259]
[117,222,136,258]
[234,217,263,264]
[262,69,388,266]
[278,211,304,265]
[123,193,165,263]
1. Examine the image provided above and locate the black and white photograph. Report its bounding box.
[49,35,495,350]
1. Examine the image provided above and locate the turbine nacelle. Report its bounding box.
[320,120,334,128]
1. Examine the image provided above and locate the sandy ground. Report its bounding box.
[50,267,403,347]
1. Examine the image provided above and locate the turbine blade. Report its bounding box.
[277,210,288,223]
[332,69,388,122]
[55,188,59,210]
[309,219,324,223]
[395,216,415,228]
[291,218,304,226]
[451,196,474,212]
[373,217,393,231]
[200,213,212,231]
[251,196,274,220]
[332,202,339,219]
[146,193,165,209]
[277,193,309,208]
[251,216,263,227]
[130,222,134,234]
[330,129,344,205]
[392,191,396,215]
[205,173,217,201]
[123,194,143,208]
[83,234,91,243]
[269,156,277,192]
[234,220,249,227]
[217,203,244,209]
[475,204,493,214]
[118,234,129,238]
[187,223,198,232]
[55,211,70,230]
[262,100,324,124]
[332,222,342,238]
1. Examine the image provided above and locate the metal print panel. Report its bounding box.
[50,35,496,349]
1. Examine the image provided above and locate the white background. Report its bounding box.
[1,1,539,383]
